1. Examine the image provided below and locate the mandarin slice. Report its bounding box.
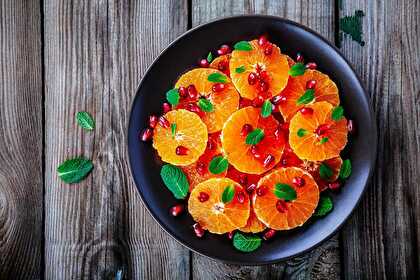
[188,178,250,234]
[210,54,231,76]
[289,102,348,161]
[239,205,266,233]
[253,167,320,230]
[152,109,207,166]
[221,106,286,175]
[175,68,239,133]
[278,69,340,121]
[229,40,289,100]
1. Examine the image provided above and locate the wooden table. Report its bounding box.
[0,0,418,279]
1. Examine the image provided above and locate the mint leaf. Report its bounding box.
[209,155,228,175]
[297,128,308,137]
[319,137,329,144]
[339,159,352,179]
[160,164,189,199]
[319,163,333,180]
[198,98,214,112]
[171,123,177,139]
[288,62,305,77]
[261,100,273,118]
[166,88,180,106]
[235,65,246,73]
[233,232,262,252]
[76,111,95,131]
[234,41,253,51]
[222,185,235,204]
[332,106,344,121]
[207,52,213,63]
[296,89,315,105]
[314,194,333,217]
[57,157,93,184]
[208,72,229,83]
[245,128,264,145]
[274,183,297,201]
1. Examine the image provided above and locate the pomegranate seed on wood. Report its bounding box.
[149,115,158,128]
[193,223,205,238]
[292,176,305,187]
[263,229,276,240]
[198,192,209,202]
[170,204,184,217]
[276,199,288,213]
[176,146,189,156]
[140,128,153,142]
[158,116,170,128]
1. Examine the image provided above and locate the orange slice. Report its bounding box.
[278,69,340,121]
[289,102,348,161]
[221,106,286,174]
[253,167,320,230]
[152,109,207,166]
[239,206,266,233]
[229,40,289,100]
[188,178,250,234]
[301,157,343,191]
[210,54,231,77]
[175,68,239,133]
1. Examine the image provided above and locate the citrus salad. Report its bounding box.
[140,36,353,253]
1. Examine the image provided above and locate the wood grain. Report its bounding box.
[44,1,189,279]
[0,0,43,279]
[191,1,340,278]
[339,0,420,279]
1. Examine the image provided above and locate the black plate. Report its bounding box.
[127,15,377,265]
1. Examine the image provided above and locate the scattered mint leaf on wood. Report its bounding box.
[76,111,95,131]
[198,98,214,112]
[222,185,235,204]
[171,123,177,139]
[233,232,262,252]
[208,72,229,83]
[160,164,189,199]
[296,89,315,105]
[234,41,253,51]
[245,128,264,145]
[319,163,333,180]
[57,157,93,184]
[288,62,305,77]
[297,128,308,137]
[235,65,246,73]
[319,137,329,144]
[166,88,180,106]
[274,183,297,201]
[339,159,352,179]
[209,155,228,175]
[314,194,333,217]
[261,100,273,118]
[332,106,344,121]
[207,52,213,63]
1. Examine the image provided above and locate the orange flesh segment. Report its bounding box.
[239,206,266,233]
[209,54,231,76]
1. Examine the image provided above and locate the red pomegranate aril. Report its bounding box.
[178,86,188,98]
[248,72,258,85]
[252,95,265,107]
[263,229,277,240]
[212,83,226,92]
[240,124,253,137]
[347,119,355,134]
[250,145,263,159]
[306,79,317,89]
[170,204,184,217]
[187,84,198,99]
[158,116,170,128]
[193,223,205,238]
[264,44,273,55]
[187,103,204,117]
[299,107,314,115]
[292,176,305,187]
[246,183,257,194]
[257,80,269,92]
[271,95,286,105]
[238,174,248,185]
[239,98,252,108]
[140,128,153,142]
[280,158,288,166]
[196,162,206,175]
[176,145,189,156]
[198,192,209,202]
[256,185,268,196]
[228,231,234,240]
[258,35,268,46]
[206,138,216,150]
[149,115,158,128]
[279,122,289,131]
[296,52,304,62]
[199,58,209,68]
[259,70,269,82]
[328,181,341,190]
[162,102,171,113]
[274,127,284,141]
[305,62,317,70]
[263,154,275,168]
[276,199,288,213]
[218,60,228,71]
[236,191,246,204]
[315,123,331,136]
[217,44,231,55]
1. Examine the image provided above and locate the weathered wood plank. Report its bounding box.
[0,0,43,279]
[44,1,189,279]
[339,0,420,279]
[191,1,339,279]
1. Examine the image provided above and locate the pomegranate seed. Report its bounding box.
[212,83,226,92]
[252,95,265,107]
[274,127,284,141]
[176,146,189,156]
[299,107,314,115]
[292,176,305,187]
[279,122,289,131]
[281,158,288,166]
[162,102,171,113]
[276,199,288,213]
[238,174,248,185]
[218,60,228,71]
[178,86,188,98]
[305,62,317,70]
[256,185,267,196]
[228,231,234,239]
[236,191,246,204]
[263,229,277,240]
[170,204,184,216]
[149,115,158,128]
[241,124,253,137]
[271,95,286,105]
[248,72,258,85]
[198,192,209,202]
[193,223,205,238]
[217,44,231,55]
[239,98,252,108]
[264,44,273,55]
[315,123,331,136]
[199,58,209,68]
[196,162,206,175]
[250,145,263,159]
[186,103,204,117]
[258,70,269,82]
[257,80,269,92]
[187,84,198,99]
[328,181,341,190]
[206,138,216,150]
[158,116,170,128]
[263,154,275,168]
[306,79,317,89]
[347,119,355,134]
[140,128,153,142]
[258,35,268,46]
[296,52,304,62]
[246,183,257,194]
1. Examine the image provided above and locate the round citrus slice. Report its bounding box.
[181,133,226,190]
[188,178,250,234]
[239,206,266,233]
[175,68,239,133]
[253,167,320,230]
[278,69,340,121]
[301,157,343,191]
[152,109,207,166]
[221,106,286,174]
[289,102,348,161]
[210,54,231,77]
[229,40,289,100]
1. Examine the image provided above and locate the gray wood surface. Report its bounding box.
[0,0,43,279]
[339,0,420,279]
